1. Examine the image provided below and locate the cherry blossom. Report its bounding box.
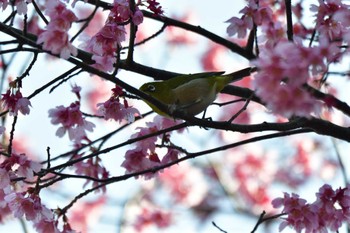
[0,153,41,181]
[1,89,31,116]
[5,192,53,222]
[200,44,227,71]
[14,0,30,15]
[252,41,325,118]
[73,155,109,192]
[132,201,172,232]
[159,163,209,206]
[69,196,106,232]
[97,85,140,123]
[0,0,8,11]
[48,102,95,142]
[226,1,273,38]
[37,0,77,59]
[0,168,10,189]
[145,0,163,15]
[97,97,140,123]
[34,219,60,233]
[121,148,160,179]
[121,116,182,179]
[0,188,11,223]
[166,12,197,45]
[81,0,134,72]
[311,0,350,41]
[273,184,350,232]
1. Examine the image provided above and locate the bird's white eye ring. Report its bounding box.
[147,85,156,92]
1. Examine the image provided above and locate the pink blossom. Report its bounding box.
[82,0,133,72]
[71,84,81,99]
[0,168,10,189]
[15,0,30,15]
[1,90,31,116]
[252,41,324,118]
[311,0,350,41]
[91,54,116,72]
[111,0,130,22]
[133,203,172,232]
[37,0,77,59]
[161,148,180,164]
[200,44,226,71]
[0,0,9,11]
[122,116,183,179]
[273,184,350,232]
[226,16,251,38]
[146,0,163,15]
[34,219,60,233]
[131,126,158,154]
[121,148,160,179]
[45,0,77,29]
[74,156,109,192]
[14,153,42,180]
[69,196,106,232]
[272,192,319,232]
[166,12,197,45]
[132,9,144,25]
[37,30,77,59]
[0,189,11,223]
[231,151,276,212]
[0,153,41,182]
[97,96,140,123]
[333,8,350,27]
[61,222,78,233]
[5,192,53,222]
[48,102,95,142]
[83,23,126,71]
[159,163,208,206]
[260,21,286,47]
[252,5,273,25]
[226,1,273,38]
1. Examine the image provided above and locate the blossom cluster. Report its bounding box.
[311,0,350,42]
[272,184,350,233]
[83,0,143,72]
[73,153,109,192]
[121,116,183,179]
[226,0,274,39]
[97,85,140,123]
[0,153,78,232]
[48,101,95,142]
[1,89,31,116]
[226,0,350,118]
[132,201,172,232]
[144,0,163,15]
[37,0,78,59]
[0,0,30,14]
[252,41,335,118]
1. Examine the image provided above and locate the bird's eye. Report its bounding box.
[147,84,156,92]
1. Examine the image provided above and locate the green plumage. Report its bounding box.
[139,71,240,117]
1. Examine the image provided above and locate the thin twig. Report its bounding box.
[285,0,294,41]
[7,116,17,155]
[212,221,228,233]
[331,138,348,185]
[31,0,49,25]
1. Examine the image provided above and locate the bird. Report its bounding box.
[139,71,243,118]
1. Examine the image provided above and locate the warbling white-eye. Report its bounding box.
[139,71,242,117]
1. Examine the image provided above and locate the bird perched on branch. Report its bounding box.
[139,71,244,117]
